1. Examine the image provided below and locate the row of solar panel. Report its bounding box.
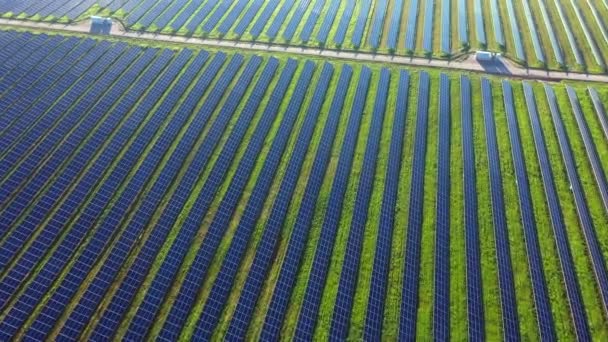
[2,32,608,341]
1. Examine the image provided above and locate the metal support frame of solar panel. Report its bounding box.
[266,0,297,39]
[440,0,451,54]
[324,68,390,341]
[523,82,590,341]
[404,0,420,52]
[363,70,410,341]
[0,44,138,197]
[568,0,605,68]
[536,0,564,66]
[489,0,505,47]
[19,51,212,341]
[422,0,435,53]
[299,0,326,43]
[192,62,333,341]
[0,50,184,320]
[369,0,388,49]
[544,84,608,320]
[566,86,608,219]
[520,0,545,63]
[351,0,372,48]
[551,0,585,67]
[122,60,315,341]
[588,88,608,142]
[399,71,430,339]
[460,75,484,340]
[0,43,121,224]
[314,0,339,44]
[332,1,355,46]
[502,80,555,340]
[84,54,276,341]
[504,0,527,63]
[259,66,370,341]
[433,74,450,341]
[480,78,520,341]
[0,38,99,141]
[225,64,356,340]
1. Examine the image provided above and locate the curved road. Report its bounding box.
[2,18,608,84]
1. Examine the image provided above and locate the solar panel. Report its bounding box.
[523,82,590,340]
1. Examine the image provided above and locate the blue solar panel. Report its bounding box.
[259,66,370,341]
[459,75,484,340]
[404,0,420,51]
[225,64,353,340]
[65,52,229,340]
[191,62,334,341]
[387,0,404,51]
[399,71,431,339]
[523,82,590,340]
[20,51,209,341]
[589,88,608,141]
[56,55,243,336]
[332,1,355,46]
[433,74,451,341]
[504,0,527,62]
[566,86,608,215]
[473,0,486,46]
[489,0,505,47]
[550,0,584,66]
[0,48,183,340]
[120,59,314,341]
[364,70,410,340]
[325,68,391,341]
[282,0,311,41]
[544,83,608,322]
[502,80,554,340]
[351,0,372,48]
[299,0,326,42]
[422,0,435,53]
[536,0,563,65]
[368,0,388,49]
[480,78,520,341]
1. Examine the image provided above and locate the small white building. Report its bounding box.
[90,16,112,35]
[475,51,494,62]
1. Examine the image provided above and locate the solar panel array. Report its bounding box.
[4,0,608,70]
[2,30,608,342]
[460,75,484,341]
[522,82,590,341]
[502,81,555,341]
[433,74,451,341]
[399,71,431,339]
[481,78,520,341]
